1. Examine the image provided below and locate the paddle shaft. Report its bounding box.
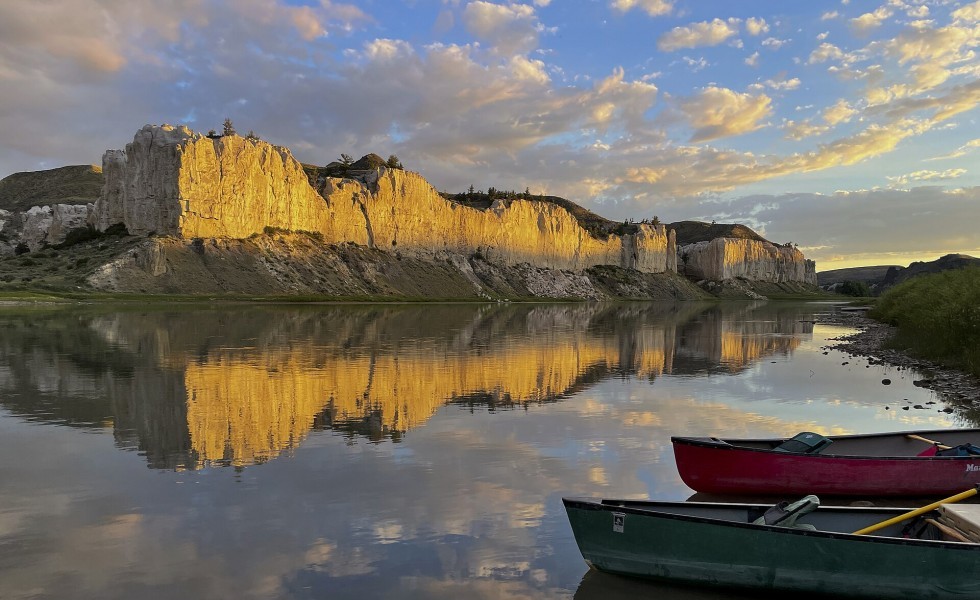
[906,434,952,450]
[852,486,980,535]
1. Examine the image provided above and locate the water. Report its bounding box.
[0,301,967,599]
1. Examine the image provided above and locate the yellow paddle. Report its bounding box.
[852,486,980,536]
[906,433,952,450]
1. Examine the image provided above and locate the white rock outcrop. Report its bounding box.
[96,125,677,274]
[678,238,817,284]
[1,203,94,252]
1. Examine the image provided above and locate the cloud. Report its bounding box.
[808,42,845,64]
[887,168,967,185]
[850,7,893,35]
[822,99,858,125]
[678,86,772,142]
[658,18,740,51]
[746,17,769,36]
[761,37,790,50]
[462,1,542,54]
[610,0,673,17]
[783,120,829,140]
[951,1,980,22]
[745,51,760,67]
[928,138,980,160]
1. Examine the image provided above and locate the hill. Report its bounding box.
[0,165,103,212]
[819,254,980,294]
[882,254,980,288]
[817,265,897,287]
[667,220,769,245]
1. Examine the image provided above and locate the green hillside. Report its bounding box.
[0,165,104,212]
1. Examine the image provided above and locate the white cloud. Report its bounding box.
[762,37,790,50]
[462,1,541,54]
[951,1,980,23]
[821,11,840,21]
[887,168,967,185]
[745,51,760,67]
[823,99,858,124]
[808,42,845,63]
[783,119,829,140]
[850,7,893,35]
[678,86,772,142]
[658,18,740,51]
[746,17,769,36]
[610,0,673,17]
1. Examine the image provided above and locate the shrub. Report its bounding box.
[870,266,980,377]
[837,280,871,297]
[58,225,100,248]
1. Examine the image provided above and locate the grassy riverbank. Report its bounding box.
[870,266,980,377]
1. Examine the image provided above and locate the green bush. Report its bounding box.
[870,266,980,376]
[837,280,871,297]
[58,225,100,248]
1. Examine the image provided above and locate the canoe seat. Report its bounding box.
[752,495,819,530]
[773,432,833,454]
[937,505,980,543]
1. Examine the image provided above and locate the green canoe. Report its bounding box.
[563,497,980,599]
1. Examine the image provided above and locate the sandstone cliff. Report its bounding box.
[96,124,677,275]
[678,237,817,285]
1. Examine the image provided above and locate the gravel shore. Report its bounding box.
[816,306,980,409]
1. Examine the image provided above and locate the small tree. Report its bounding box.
[467,184,475,195]
[245,130,259,142]
[340,154,354,166]
[652,215,661,227]
[386,154,403,169]
[222,118,236,136]
[207,129,217,137]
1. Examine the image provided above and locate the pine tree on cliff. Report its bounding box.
[222,118,236,137]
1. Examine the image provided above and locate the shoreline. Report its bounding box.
[816,307,980,408]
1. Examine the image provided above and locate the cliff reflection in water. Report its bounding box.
[0,302,810,469]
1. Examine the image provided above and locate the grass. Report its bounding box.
[869,266,980,377]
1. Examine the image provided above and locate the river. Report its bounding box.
[0,301,968,599]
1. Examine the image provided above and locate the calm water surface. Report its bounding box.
[0,301,971,599]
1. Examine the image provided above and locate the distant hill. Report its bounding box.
[667,220,769,245]
[883,254,980,288]
[819,254,980,294]
[0,165,103,212]
[817,265,897,287]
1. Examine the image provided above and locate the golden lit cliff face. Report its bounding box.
[98,126,676,274]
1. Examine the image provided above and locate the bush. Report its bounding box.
[837,280,871,297]
[870,266,980,376]
[57,225,100,248]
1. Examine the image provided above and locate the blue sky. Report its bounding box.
[1,0,979,269]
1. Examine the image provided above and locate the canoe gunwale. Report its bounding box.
[562,497,980,552]
[671,437,980,461]
[671,427,980,460]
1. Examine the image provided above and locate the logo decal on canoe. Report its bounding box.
[967,464,979,473]
[613,512,625,533]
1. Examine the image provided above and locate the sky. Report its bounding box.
[1,0,979,270]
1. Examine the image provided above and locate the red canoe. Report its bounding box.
[672,429,980,496]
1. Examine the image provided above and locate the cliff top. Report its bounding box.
[668,220,769,245]
[443,191,638,239]
[0,165,103,212]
